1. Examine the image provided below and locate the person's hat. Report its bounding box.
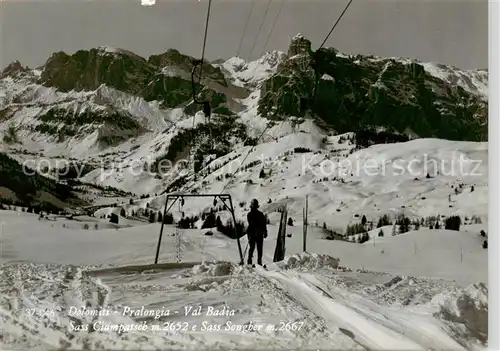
[250,199,259,208]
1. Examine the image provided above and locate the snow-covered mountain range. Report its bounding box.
[0,33,490,350]
[0,34,488,205]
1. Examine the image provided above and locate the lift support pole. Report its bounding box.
[154,193,244,265]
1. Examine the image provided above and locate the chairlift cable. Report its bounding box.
[310,0,354,112]
[190,0,214,145]
[236,0,256,58]
[259,0,284,58]
[183,1,354,195]
[267,0,354,89]
[247,0,273,62]
[318,0,353,50]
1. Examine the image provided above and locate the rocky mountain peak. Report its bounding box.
[1,60,28,79]
[287,33,312,57]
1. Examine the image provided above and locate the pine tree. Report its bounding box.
[110,213,119,224]
[361,215,367,226]
[444,216,461,231]
[378,229,384,237]
[148,211,156,223]
[163,212,174,224]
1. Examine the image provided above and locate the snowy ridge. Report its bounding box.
[106,134,487,230]
[219,51,286,88]
[420,62,488,99]
[356,54,488,99]
[0,80,182,157]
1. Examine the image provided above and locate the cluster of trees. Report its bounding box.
[343,212,426,243]
[354,129,410,148]
[0,201,46,215]
[199,213,246,239]
[444,216,461,231]
[395,213,412,234]
[0,199,62,216]
[293,147,312,153]
[216,217,246,239]
[376,214,391,228]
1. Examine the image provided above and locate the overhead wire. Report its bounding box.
[191,0,214,140]
[193,0,290,194]
[318,0,353,50]
[236,0,256,58]
[217,0,356,195]
[310,0,354,113]
[192,0,213,98]
[265,0,354,87]
[181,0,280,195]
[246,0,273,62]
[181,0,355,196]
[259,0,284,58]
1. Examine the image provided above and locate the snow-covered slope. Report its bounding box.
[0,208,488,350]
[0,37,489,350]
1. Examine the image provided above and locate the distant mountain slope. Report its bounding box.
[0,34,488,156]
[258,34,487,141]
[0,152,84,210]
[0,33,489,208]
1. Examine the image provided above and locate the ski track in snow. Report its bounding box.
[0,253,488,350]
[257,267,465,350]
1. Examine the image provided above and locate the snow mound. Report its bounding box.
[190,261,238,277]
[279,252,339,270]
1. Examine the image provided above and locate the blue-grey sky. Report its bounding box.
[0,0,487,70]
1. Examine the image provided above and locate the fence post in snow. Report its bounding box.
[273,205,287,262]
[303,195,308,252]
[176,228,182,263]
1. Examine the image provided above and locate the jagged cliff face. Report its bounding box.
[0,46,247,151]
[258,36,488,141]
[38,46,239,112]
[287,33,312,57]
[40,47,197,108]
[0,61,29,79]
[0,35,489,157]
